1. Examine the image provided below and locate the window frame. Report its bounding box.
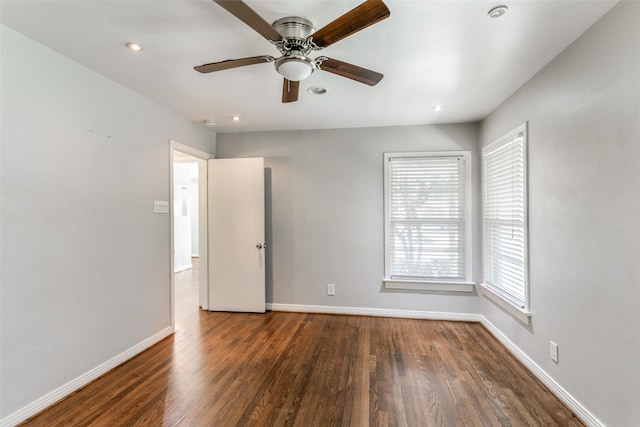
[481,123,531,324]
[383,151,474,292]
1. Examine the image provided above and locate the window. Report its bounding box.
[384,151,472,291]
[482,123,530,320]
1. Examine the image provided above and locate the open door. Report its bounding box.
[208,157,265,312]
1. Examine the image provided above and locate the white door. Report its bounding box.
[208,157,265,312]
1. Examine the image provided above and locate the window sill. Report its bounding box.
[480,283,532,326]
[383,279,475,293]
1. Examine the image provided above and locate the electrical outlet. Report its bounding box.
[327,283,335,296]
[550,341,559,363]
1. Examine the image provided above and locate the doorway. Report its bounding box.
[170,141,212,329]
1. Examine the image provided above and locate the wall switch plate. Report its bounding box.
[550,341,559,363]
[154,200,169,214]
[327,283,335,296]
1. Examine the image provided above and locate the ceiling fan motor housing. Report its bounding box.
[272,16,316,48]
[272,17,319,81]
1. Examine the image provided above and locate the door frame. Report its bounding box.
[169,140,213,329]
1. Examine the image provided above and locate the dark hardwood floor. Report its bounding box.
[20,259,582,426]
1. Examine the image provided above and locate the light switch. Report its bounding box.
[154,200,169,214]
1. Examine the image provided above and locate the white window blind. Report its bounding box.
[482,126,528,309]
[386,154,467,280]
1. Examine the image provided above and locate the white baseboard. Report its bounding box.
[480,318,604,427]
[1,326,174,427]
[266,303,482,322]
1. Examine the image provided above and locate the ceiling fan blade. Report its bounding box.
[194,55,274,73]
[282,79,300,103]
[214,0,282,41]
[319,58,383,86]
[311,0,390,48]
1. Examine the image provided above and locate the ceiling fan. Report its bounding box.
[194,0,390,103]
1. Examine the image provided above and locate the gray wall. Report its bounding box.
[0,26,215,418]
[217,124,481,314]
[479,2,640,426]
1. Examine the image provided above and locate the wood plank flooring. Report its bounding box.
[20,260,582,426]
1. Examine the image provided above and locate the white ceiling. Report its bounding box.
[1,0,616,133]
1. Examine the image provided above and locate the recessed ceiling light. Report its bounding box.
[488,5,508,19]
[433,105,443,112]
[126,42,143,52]
[307,86,327,95]
[232,116,240,121]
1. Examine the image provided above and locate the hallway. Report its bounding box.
[174,257,200,329]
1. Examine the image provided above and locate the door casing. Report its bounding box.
[169,140,213,329]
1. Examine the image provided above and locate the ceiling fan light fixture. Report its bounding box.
[274,54,316,81]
